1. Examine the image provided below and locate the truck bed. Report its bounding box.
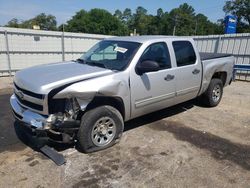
[199,53,234,96]
[200,52,232,61]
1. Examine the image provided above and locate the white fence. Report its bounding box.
[193,33,250,65]
[0,27,111,76]
[193,33,250,81]
[0,27,249,78]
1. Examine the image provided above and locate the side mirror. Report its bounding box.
[136,60,160,75]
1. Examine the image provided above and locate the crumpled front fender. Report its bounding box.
[53,76,129,111]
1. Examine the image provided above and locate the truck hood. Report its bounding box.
[14,61,113,94]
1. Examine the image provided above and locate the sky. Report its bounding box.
[0,0,227,26]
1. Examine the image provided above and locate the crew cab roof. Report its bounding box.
[106,35,191,43]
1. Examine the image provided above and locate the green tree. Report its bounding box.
[223,0,250,33]
[123,8,132,24]
[164,3,224,36]
[65,9,128,35]
[157,8,164,18]
[114,8,133,25]
[146,15,159,35]
[121,8,133,34]
[169,3,196,36]
[130,6,150,35]
[157,11,171,35]
[64,10,90,33]
[29,13,57,30]
[6,18,20,28]
[195,14,223,35]
[5,13,57,30]
[114,9,123,20]
[4,4,225,35]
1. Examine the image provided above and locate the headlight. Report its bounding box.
[65,98,80,119]
[48,98,80,125]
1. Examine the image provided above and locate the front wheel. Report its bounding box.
[77,105,124,153]
[202,78,223,107]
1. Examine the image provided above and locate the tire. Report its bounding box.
[77,105,124,153]
[202,78,223,107]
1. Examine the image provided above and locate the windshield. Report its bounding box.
[79,40,141,71]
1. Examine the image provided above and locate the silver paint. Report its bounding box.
[14,61,113,94]
[11,36,234,129]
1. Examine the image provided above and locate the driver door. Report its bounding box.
[130,42,177,119]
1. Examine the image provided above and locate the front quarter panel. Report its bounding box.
[53,72,131,120]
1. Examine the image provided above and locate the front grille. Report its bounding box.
[14,83,44,99]
[14,82,45,113]
[15,93,43,111]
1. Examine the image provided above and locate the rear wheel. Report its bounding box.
[77,105,124,153]
[202,78,223,107]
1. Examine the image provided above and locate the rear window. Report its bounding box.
[172,41,196,67]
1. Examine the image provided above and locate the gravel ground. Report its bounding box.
[0,80,249,188]
[0,77,13,90]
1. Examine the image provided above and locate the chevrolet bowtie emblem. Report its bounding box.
[17,91,24,100]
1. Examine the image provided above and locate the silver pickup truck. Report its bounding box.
[10,36,234,152]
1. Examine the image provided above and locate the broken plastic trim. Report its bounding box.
[40,145,66,166]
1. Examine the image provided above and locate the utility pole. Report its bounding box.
[133,29,137,36]
[194,20,198,35]
[173,16,178,36]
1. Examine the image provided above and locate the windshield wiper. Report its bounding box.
[86,61,107,69]
[75,59,108,69]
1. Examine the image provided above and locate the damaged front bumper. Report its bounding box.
[10,94,79,143]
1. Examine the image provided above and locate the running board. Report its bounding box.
[40,145,66,166]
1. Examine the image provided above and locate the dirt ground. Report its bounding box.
[0,80,249,188]
[0,77,13,90]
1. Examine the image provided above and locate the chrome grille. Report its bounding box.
[14,83,44,99]
[14,83,46,114]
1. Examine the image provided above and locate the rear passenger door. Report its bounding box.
[172,40,202,103]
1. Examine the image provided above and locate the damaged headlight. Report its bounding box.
[65,98,80,119]
[46,98,80,127]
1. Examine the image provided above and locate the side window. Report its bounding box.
[172,41,196,67]
[140,42,171,69]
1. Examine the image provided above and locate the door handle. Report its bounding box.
[192,69,200,74]
[164,74,175,81]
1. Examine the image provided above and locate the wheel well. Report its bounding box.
[82,96,125,120]
[212,72,227,86]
